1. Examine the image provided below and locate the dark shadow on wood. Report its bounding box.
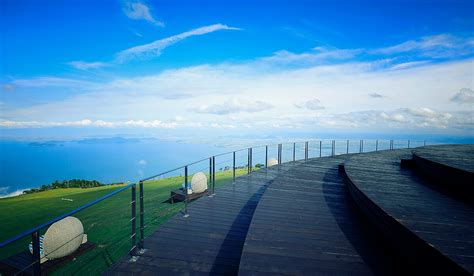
[322,168,412,275]
[209,180,272,275]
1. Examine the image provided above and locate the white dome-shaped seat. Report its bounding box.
[191,172,208,193]
[29,216,87,262]
[267,158,278,167]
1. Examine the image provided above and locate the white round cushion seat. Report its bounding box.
[267,158,278,167]
[191,172,208,193]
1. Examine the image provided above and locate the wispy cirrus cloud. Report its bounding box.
[389,60,431,70]
[371,34,474,58]
[68,24,241,70]
[10,77,92,88]
[116,24,241,62]
[261,47,361,65]
[68,61,109,70]
[0,119,180,129]
[123,0,163,27]
[195,99,272,115]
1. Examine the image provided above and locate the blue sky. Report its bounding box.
[1,0,473,140]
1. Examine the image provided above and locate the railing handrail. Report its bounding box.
[139,139,425,182]
[1,138,427,247]
[0,183,135,248]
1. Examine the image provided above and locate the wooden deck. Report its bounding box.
[238,156,409,275]
[107,145,473,275]
[106,164,294,275]
[107,154,410,275]
[412,145,474,199]
[343,148,474,275]
[412,144,474,173]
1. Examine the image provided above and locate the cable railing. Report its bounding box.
[0,138,428,275]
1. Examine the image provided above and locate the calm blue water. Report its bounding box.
[0,138,234,197]
[0,135,472,197]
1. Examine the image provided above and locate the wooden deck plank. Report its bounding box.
[238,155,411,275]
[344,147,474,274]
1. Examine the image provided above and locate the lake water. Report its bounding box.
[0,135,471,197]
[0,138,239,197]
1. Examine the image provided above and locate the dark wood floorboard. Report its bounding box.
[344,149,474,273]
[238,155,410,275]
[106,163,295,275]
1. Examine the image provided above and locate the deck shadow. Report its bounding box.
[209,179,273,274]
[322,166,412,275]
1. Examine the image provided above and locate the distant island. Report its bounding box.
[22,179,105,194]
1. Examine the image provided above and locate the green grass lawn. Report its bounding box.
[0,168,248,275]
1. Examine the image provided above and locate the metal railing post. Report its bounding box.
[346,140,349,154]
[131,184,137,254]
[376,140,378,151]
[390,140,393,150]
[249,148,253,173]
[278,144,282,164]
[139,180,144,251]
[293,142,296,161]
[265,145,268,168]
[408,140,410,149]
[332,140,335,156]
[32,231,41,276]
[424,140,426,146]
[361,140,364,153]
[212,156,215,194]
[183,166,189,217]
[232,151,236,182]
[319,141,322,157]
[247,148,251,174]
[209,157,213,193]
[305,142,308,160]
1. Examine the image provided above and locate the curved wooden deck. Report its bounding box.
[343,148,474,275]
[107,145,473,275]
[238,156,409,275]
[412,145,474,199]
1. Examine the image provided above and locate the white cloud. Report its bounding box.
[295,98,324,110]
[123,0,163,26]
[372,34,474,58]
[10,77,91,88]
[451,88,474,104]
[68,61,108,70]
[195,99,273,115]
[138,159,147,165]
[116,24,241,62]
[3,33,474,134]
[66,24,241,69]
[261,47,361,65]
[404,107,437,118]
[0,119,179,129]
[210,123,236,129]
[389,61,431,70]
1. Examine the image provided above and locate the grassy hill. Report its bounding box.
[0,168,247,275]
